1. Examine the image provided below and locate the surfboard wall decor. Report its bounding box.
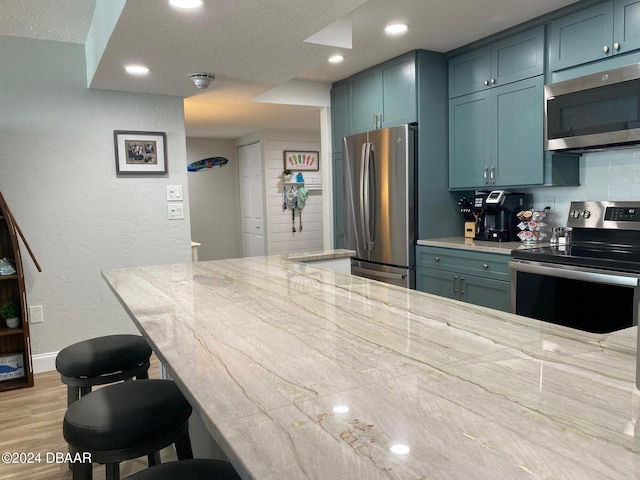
[187,157,229,172]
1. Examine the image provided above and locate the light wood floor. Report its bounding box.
[0,357,178,480]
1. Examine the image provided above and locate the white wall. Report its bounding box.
[262,131,323,254]
[526,149,640,226]
[0,36,192,359]
[186,138,241,261]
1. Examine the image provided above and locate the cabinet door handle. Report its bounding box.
[603,45,610,53]
[483,166,489,184]
[435,256,440,262]
[490,78,496,85]
[483,80,489,86]
[453,275,458,294]
[614,42,621,51]
[459,276,465,297]
[490,165,496,184]
[379,112,383,127]
[483,263,489,269]
[373,113,378,129]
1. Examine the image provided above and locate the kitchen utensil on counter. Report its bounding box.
[459,197,478,238]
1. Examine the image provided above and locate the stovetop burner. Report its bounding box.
[512,243,640,274]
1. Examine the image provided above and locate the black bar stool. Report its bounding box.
[124,459,242,480]
[56,334,152,407]
[63,379,193,480]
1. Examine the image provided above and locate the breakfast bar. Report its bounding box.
[103,253,639,479]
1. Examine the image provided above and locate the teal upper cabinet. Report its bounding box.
[448,26,544,98]
[449,76,543,189]
[449,91,490,188]
[349,53,417,134]
[492,77,544,186]
[549,0,640,72]
[614,0,640,54]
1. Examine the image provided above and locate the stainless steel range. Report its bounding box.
[510,201,640,334]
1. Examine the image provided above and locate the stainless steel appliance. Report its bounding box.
[510,201,640,335]
[472,190,527,242]
[545,63,640,150]
[343,124,416,288]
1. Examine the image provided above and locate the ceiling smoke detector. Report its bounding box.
[189,72,215,89]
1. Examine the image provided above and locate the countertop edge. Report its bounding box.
[417,237,522,255]
[285,249,355,262]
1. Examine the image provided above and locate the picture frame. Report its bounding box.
[114,130,168,174]
[283,150,319,171]
[0,352,25,382]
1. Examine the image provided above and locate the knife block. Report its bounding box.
[464,221,477,238]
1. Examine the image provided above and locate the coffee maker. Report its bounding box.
[472,190,527,242]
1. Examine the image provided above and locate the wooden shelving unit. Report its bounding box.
[0,193,40,391]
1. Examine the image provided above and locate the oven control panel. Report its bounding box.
[604,207,640,222]
[567,201,640,230]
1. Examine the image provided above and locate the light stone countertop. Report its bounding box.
[417,236,525,254]
[103,254,639,479]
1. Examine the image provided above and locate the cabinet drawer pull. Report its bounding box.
[603,45,610,54]
[483,263,489,269]
[434,256,440,262]
[614,42,621,51]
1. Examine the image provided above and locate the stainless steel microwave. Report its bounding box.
[545,63,640,150]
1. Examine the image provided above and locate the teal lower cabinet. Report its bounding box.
[415,246,511,312]
[416,268,510,311]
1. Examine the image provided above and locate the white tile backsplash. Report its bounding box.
[525,148,640,226]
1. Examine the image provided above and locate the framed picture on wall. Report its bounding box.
[283,150,319,171]
[114,130,168,174]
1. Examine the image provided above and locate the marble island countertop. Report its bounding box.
[103,254,639,479]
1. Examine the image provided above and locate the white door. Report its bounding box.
[238,142,266,257]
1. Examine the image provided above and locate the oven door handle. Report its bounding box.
[509,260,640,287]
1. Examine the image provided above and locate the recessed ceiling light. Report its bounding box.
[328,54,345,64]
[169,0,203,9]
[125,65,150,76]
[385,23,409,35]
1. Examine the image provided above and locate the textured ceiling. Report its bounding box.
[1,0,578,138]
[0,0,95,44]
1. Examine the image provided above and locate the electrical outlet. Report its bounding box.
[30,305,43,324]
[543,196,556,211]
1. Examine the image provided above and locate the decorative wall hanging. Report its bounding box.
[114,130,167,174]
[187,156,229,172]
[283,150,319,171]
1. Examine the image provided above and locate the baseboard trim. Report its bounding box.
[32,352,58,374]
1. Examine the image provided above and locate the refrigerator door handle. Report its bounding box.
[367,146,376,250]
[362,142,375,251]
[359,142,369,251]
[352,266,407,281]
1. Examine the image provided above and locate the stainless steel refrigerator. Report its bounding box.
[343,124,416,288]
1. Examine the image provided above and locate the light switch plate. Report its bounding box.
[168,203,184,220]
[166,185,183,201]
